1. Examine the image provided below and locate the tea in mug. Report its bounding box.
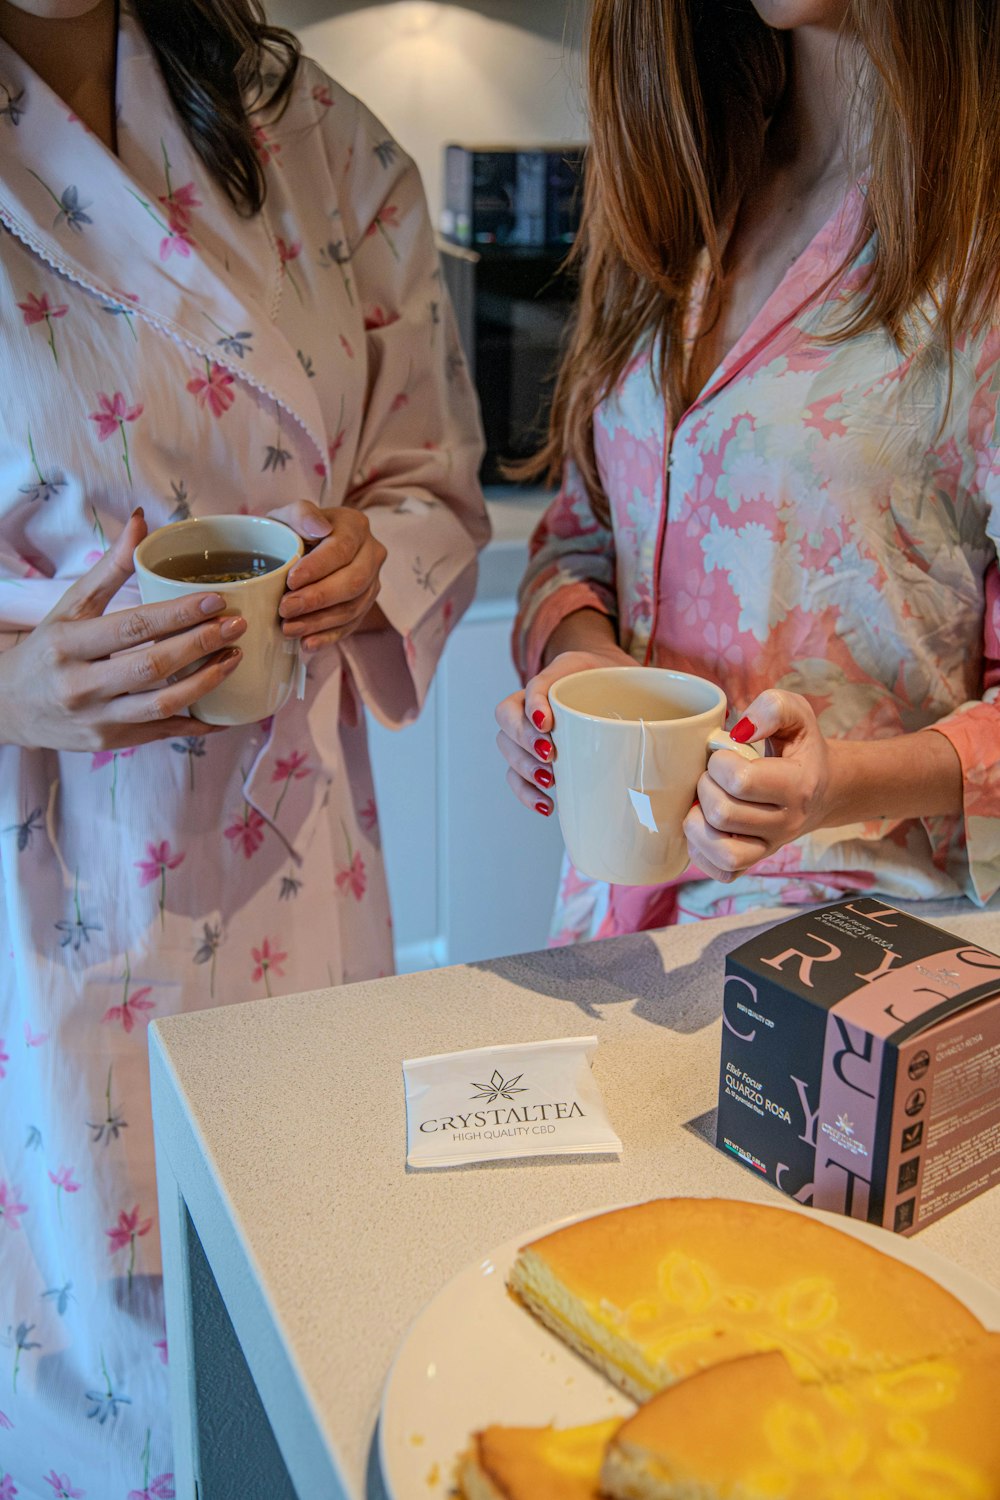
[153,549,285,585]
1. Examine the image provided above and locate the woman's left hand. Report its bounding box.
[270,500,387,651]
[683,690,833,884]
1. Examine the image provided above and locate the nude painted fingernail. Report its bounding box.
[534,800,552,817]
[219,647,242,670]
[281,597,303,618]
[303,516,332,538]
[200,593,225,614]
[731,716,756,743]
[130,506,145,521]
[531,710,546,729]
[220,616,246,640]
[534,738,552,761]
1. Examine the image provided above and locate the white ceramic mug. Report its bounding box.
[134,515,304,726]
[548,666,760,886]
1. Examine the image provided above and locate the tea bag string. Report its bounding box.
[625,714,659,832]
[637,716,648,794]
[612,710,648,793]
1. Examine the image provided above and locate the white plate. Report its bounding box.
[378,1196,1000,1500]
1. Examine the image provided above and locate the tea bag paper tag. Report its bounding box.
[403,1036,622,1169]
[627,718,659,831]
[628,788,659,831]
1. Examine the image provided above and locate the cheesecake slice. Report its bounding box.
[508,1198,985,1399]
[601,1335,1000,1499]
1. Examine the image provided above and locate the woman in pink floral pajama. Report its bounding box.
[498,0,999,944]
[0,1,486,1494]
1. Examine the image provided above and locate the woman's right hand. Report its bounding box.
[495,628,634,817]
[0,511,247,752]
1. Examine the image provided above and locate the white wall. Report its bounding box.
[268,0,588,226]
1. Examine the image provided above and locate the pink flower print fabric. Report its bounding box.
[0,1180,28,1230]
[43,1474,85,1500]
[88,390,143,486]
[0,8,487,1494]
[250,937,287,997]
[185,360,235,417]
[517,189,1000,940]
[18,291,67,363]
[157,169,200,262]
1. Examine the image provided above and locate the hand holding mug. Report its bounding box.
[136,513,302,725]
[544,667,761,886]
[272,500,387,651]
[0,510,244,752]
[684,689,834,883]
[495,644,635,816]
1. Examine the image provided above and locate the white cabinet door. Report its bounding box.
[367,514,565,971]
[368,677,444,974]
[436,603,565,966]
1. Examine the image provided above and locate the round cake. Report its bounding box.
[508,1197,986,1399]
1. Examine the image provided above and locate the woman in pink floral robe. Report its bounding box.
[510,189,1000,942]
[0,8,486,1497]
[498,0,999,945]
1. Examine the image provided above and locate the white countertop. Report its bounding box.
[149,901,1000,1498]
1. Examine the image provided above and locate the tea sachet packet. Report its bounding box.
[403,1035,622,1168]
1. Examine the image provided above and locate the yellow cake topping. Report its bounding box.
[459,1418,621,1500]
[600,1335,1000,1500]
[508,1198,985,1399]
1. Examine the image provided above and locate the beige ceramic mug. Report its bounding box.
[134,515,304,726]
[548,666,760,886]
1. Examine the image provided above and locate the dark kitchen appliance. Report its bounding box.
[439,145,584,484]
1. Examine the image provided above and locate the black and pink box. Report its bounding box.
[716,898,1000,1235]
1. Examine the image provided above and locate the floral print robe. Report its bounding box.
[515,190,1000,944]
[0,15,487,1498]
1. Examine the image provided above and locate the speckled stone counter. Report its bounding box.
[149,903,1000,1500]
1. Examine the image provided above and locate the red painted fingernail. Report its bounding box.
[534,738,552,761]
[731,716,756,743]
[534,800,552,816]
[531,709,546,729]
[534,767,553,788]
[131,506,144,520]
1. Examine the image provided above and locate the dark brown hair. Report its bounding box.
[133,0,301,215]
[526,0,1000,520]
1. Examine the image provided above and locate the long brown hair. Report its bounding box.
[527,0,1000,519]
[133,0,300,215]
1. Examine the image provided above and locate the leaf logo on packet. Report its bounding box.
[403,1036,622,1169]
[470,1070,528,1103]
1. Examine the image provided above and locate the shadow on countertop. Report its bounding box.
[473,920,775,1035]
